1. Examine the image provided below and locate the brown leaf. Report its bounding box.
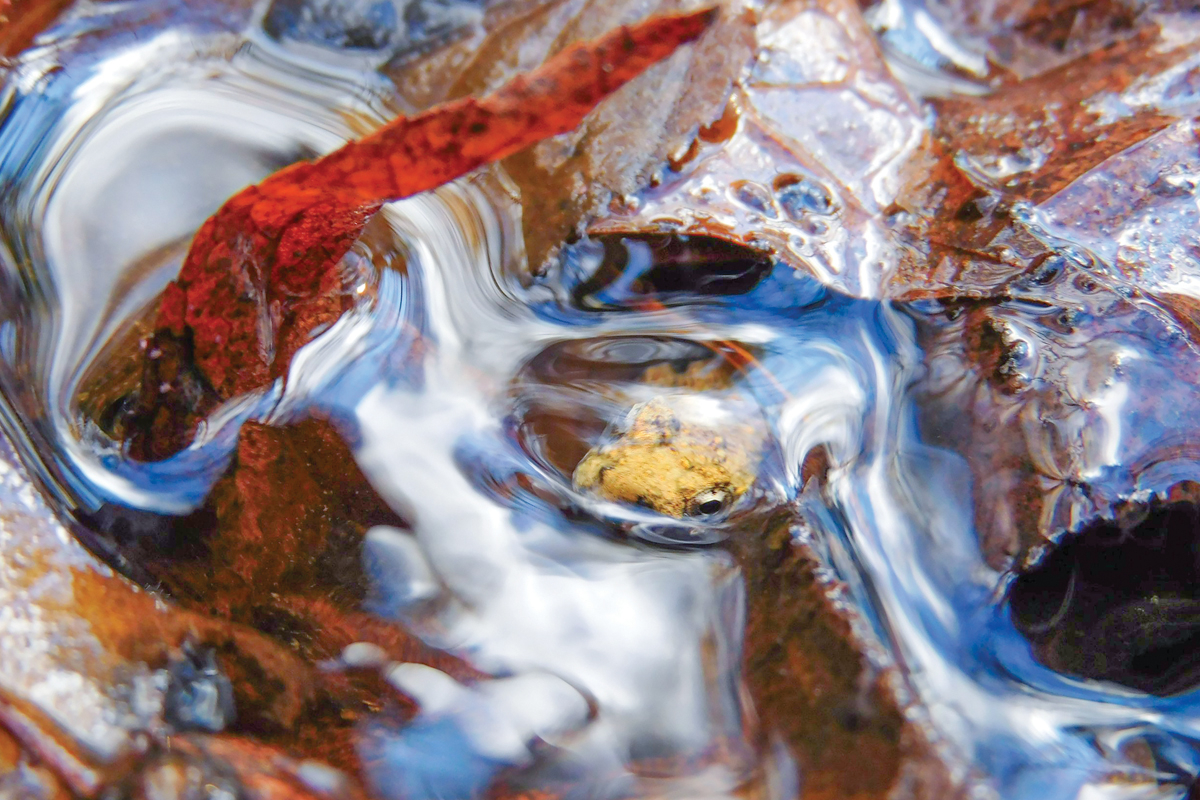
[381,0,756,268]
[733,509,963,800]
[0,0,76,56]
[589,0,926,299]
[0,423,342,796]
[882,15,1200,571]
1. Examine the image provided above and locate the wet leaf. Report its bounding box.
[376,0,755,279]
[0,0,76,56]
[865,0,1159,82]
[881,10,1200,572]
[147,6,716,413]
[589,0,926,299]
[886,26,1199,300]
[112,417,488,768]
[734,510,962,800]
[0,423,357,797]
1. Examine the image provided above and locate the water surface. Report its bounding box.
[4,0,1200,797]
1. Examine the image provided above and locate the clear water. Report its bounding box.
[4,0,1200,798]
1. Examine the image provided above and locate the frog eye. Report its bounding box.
[687,487,732,517]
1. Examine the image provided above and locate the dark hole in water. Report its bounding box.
[569,234,773,310]
[1009,502,1200,695]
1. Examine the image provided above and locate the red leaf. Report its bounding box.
[158,7,717,403]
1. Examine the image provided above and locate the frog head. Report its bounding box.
[572,396,762,518]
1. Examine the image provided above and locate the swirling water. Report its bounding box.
[4,1,1200,798]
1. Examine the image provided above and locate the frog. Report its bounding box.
[571,358,766,518]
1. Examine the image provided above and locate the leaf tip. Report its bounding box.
[671,5,721,43]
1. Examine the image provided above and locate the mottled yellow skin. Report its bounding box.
[572,396,762,518]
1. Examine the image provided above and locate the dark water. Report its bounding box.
[4,0,1200,798]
